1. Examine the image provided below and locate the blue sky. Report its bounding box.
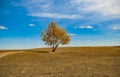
[0,0,120,49]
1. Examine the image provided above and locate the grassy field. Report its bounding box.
[0,47,120,77]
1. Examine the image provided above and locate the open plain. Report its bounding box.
[0,47,120,77]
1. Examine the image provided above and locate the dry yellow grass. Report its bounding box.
[0,47,120,77]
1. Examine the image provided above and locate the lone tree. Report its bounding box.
[41,22,70,52]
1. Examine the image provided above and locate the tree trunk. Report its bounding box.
[52,46,55,52]
[52,44,59,52]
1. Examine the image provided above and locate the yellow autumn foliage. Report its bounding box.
[41,22,70,52]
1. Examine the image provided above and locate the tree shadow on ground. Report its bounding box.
[27,50,49,53]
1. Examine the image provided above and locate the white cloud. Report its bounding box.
[70,0,120,18]
[19,0,120,20]
[79,25,93,29]
[0,25,8,30]
[74,25,93,29]
[29,24,36,26]
[111,24,120,30]
[28,13,82,19]
[68,33,76,36]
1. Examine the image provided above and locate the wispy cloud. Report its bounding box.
[20,0,120,20]
[68,33,76,36]
[0,25,8,30]
[28,13,82,19]
[29,24,36,27]
[74,25,93,29]
[111,24,120,30]
[70,0,120,18]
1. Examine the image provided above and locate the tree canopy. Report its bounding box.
[41,22,70,52]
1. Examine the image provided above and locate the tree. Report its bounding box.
[41,22,70,52]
